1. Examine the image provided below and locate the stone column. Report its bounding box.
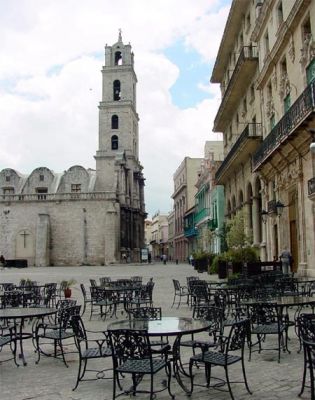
[252,196,261,245]
[35,214,50,267]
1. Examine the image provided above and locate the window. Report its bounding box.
[277,1,283,27]
[71,184,81,193]
[114,51,122,65]
[5,176,10,182]
[250,84,255,103]
[111,135,118,150]
[113,80,121,101]
[111,115,119,129]
[39,174,44,181]
[264,31,269,57]
[3,188,14,195]
[306,59,315,84]
[284,94,291,113]
[36,187,48,200]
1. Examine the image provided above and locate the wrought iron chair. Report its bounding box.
[80,283,92,316]
[171,279,189,308]
[99,277,111,287]
[0,323,18,366]
[71,315,112,390]
[90,287,115,320]
[188,319,252,400]
[127,306,170,353]
[297,313,315,400]
[35,304,81,367]
[108,328,174,400]
[248,302,290,363]
[181,305,224,356]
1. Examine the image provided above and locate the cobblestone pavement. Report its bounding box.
[0,263,310,400]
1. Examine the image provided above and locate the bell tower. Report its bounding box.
[95,31,146,262]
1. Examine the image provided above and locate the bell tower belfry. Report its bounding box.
[95,30,146,262]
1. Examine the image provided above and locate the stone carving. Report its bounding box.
[288,36,295,63]
[266,99,275,118]
[279,73,290,99]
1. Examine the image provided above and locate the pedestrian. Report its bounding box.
[189,254,194,266]
[280,247,292,275]
[0,254,5,270]
[162,254,167,265]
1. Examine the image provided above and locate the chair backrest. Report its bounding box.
[226,319,249,353]
[193,305,224,338]
[108,329,151,363]
[55,299,77,322]
[80,283,87,299]
[298,313,315,342]
[71,314,88,341]
[90,279,97,287]
[60,305,81,330]
[131,306,162,320]
[248,303,279,325]
[99,277,111,287]
[173,279,180,291]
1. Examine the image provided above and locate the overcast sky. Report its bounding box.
[0,0,230,218]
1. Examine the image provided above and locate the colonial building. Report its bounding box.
[184,141,224,255]
[172,157,202,262]
[0,32,146,266]
[148,212,169,261]
[212,0,315,276]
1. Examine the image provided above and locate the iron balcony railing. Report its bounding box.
[308,177,315,197]
[221,46,258,98]
[253,80,315,170]
[215,123,262,182]
[194,208,210,225]
[184,226,198,237]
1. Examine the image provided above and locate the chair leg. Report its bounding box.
[241,357,252,394]
[299,347,307,396]
[225,366,235,400]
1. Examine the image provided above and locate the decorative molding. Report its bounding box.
[266,99,275,118]
[288,35,295,63]
[279,73,291,99]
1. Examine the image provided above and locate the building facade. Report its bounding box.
[212,0,315,276]
[172,157,202,262]
[0,32,146,266]
[148,212,169,261]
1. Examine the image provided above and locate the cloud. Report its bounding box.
[0,0,229,217]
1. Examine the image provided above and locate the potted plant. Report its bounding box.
[60,279,76,298]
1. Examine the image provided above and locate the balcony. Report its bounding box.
[184,226,198,238]
[308,177,315,199]
[194,208,210,225]
[253,81,315,171]
[213,46,258,132]
[215,123,262,184]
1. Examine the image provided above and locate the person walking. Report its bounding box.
[162,254,167,265]
[280,247,292,275]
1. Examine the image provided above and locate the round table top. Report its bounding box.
[242,296,315,307]
[107,316,211,337]
[0,307,57,319]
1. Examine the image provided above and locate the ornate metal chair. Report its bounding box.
[108,328,174,400]
[188,319,252,400]
[0,324,18,366]
[80,283,92,316]
[90,287,115,320]
[71,315,112,390]
[35,304,81,367]
[248,303,290,363]
[171,279,189,308]
[297,313,315,400]
[181,305,224,356]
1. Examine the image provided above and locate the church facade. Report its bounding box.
[0,33,146,266]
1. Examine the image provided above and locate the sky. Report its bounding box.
[0,0,230,218]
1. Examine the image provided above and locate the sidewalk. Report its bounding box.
[0,263,307,400]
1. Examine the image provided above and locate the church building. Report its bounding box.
[0,32,146,266]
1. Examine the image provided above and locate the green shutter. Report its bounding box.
[306,59,315,84]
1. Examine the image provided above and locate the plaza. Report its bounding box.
[0,262,309,400]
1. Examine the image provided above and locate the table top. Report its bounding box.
[242,296,315,307]
[107,316,211,337]
[0,307,57,319]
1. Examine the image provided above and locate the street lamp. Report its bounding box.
[308,128,315,153]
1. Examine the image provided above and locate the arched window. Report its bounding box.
[115,51,122,65]
[113,80,121,101]
[111,115,119,129]
[111,135,118,150]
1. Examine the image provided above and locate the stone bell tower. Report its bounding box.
[95,30,146,262]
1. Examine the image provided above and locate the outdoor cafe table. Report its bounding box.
[107,316,211,393]
[0,306,57,365]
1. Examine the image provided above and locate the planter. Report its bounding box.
[64,288,72,298]
[194,258,209,273]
